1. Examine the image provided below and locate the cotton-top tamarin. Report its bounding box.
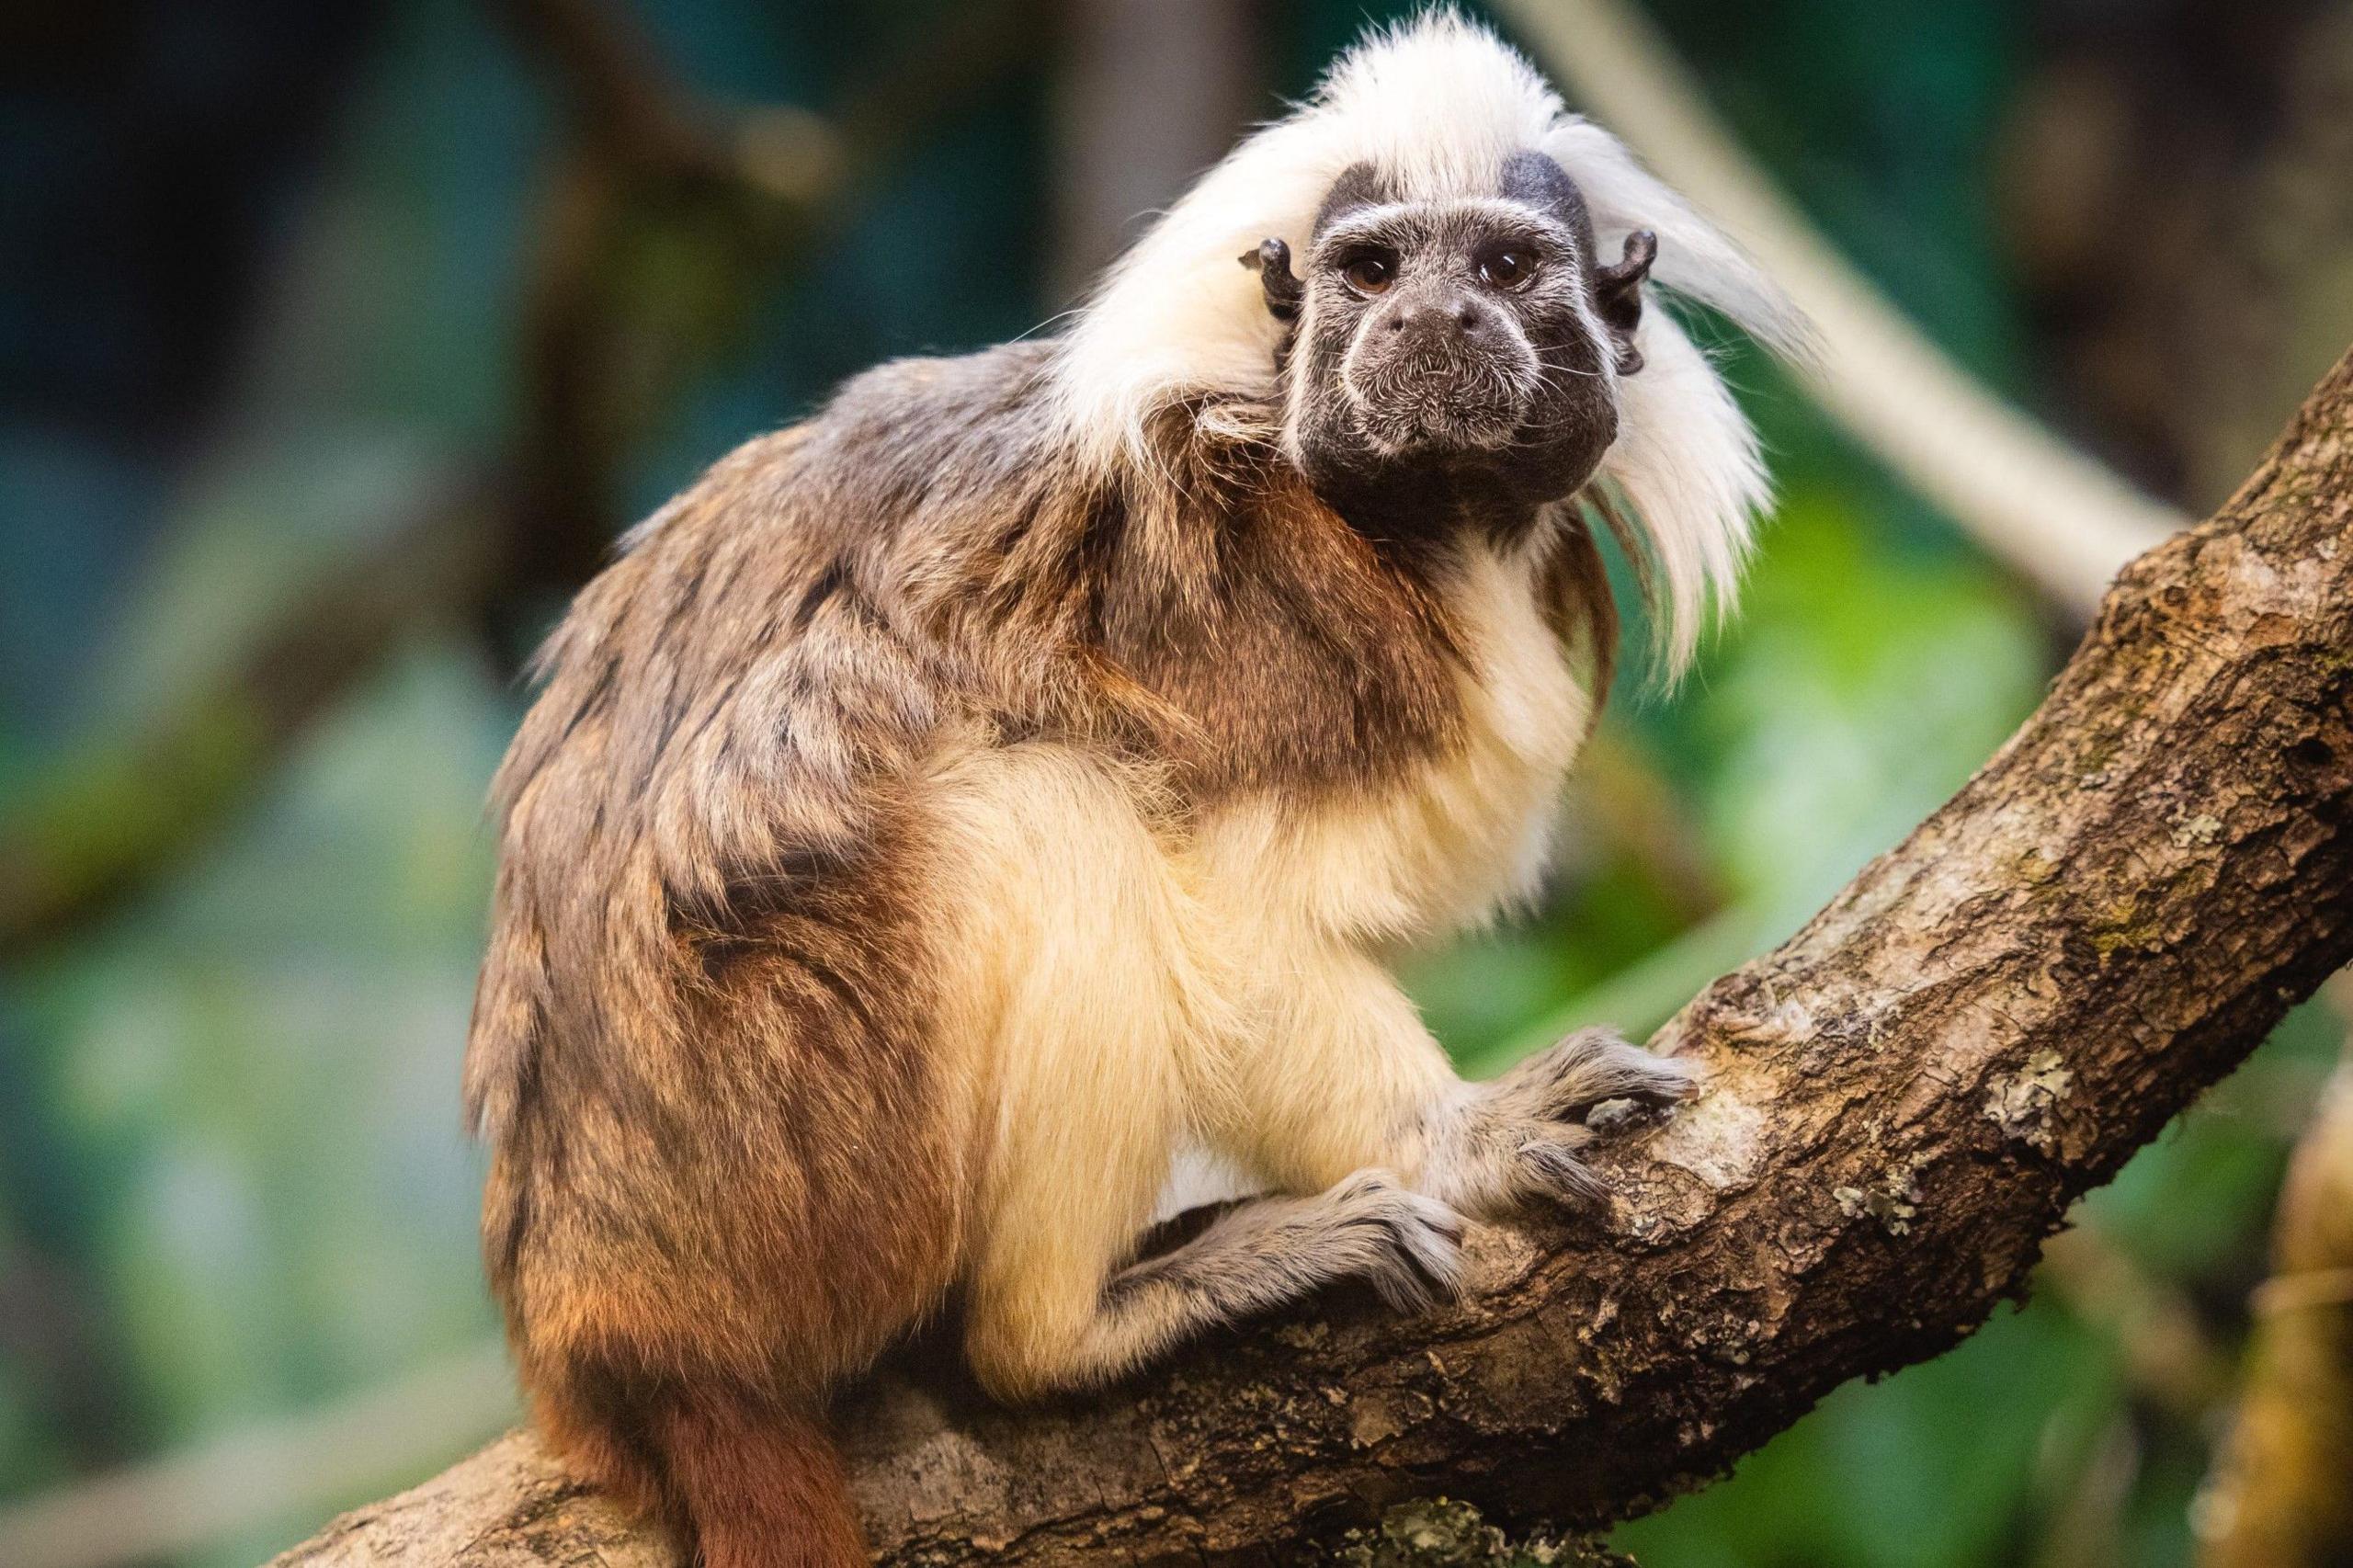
[464,14,1803,1566]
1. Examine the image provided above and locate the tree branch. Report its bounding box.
[271,347,2353,1566]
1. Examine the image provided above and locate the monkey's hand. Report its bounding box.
[1436,1028,1698,1214]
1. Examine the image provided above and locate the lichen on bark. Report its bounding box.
[1325,1501,1634,1568]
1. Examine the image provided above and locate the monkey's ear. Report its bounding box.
[1240,237,1304,323]
[1593,230,1656,375]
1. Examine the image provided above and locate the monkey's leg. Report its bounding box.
[958,937,1467,1398]
[957,938,1191,1402]
[941,742,1221,1400]
[949,763,1469,1398]
[968,1162,1464,1401]
[1211,945,1693,1219]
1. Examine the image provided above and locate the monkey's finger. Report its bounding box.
[1516,1127,1610,1210]
[1366,1229,1464,1314]
[1523,1029,1699,1120]
[1361,1190,1467,1312]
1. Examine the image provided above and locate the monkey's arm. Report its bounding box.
[1207,943,1690,1218]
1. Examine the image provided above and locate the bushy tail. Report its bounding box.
[538,1377,868,1568]
[654,1395,867,1568]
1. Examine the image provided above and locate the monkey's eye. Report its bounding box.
[1340,253,1396,295]
[1477,248,1537,288]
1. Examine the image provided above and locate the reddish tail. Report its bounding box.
[536,1374,868,1568]
[652,1395,868,1568]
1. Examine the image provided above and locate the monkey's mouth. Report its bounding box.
[1343,347,1536,458]
[1353,381,1527,456]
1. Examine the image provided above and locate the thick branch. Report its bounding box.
[273,349,2353,1566]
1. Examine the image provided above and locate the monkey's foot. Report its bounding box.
[1313,1168,1469,1312]
[1122,1169,1467,1327]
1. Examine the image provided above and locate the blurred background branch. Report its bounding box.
[0,475,504,965]
[2193,978,2353,1568]
[0,0,1037,967]
[1493,0,2189,616]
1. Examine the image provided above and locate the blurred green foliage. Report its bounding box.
[0,2,2336,1565]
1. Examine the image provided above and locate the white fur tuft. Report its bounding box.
[1051,9,1803,671]
[1603,314,1769,673]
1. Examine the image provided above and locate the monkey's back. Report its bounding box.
[462,347,1086,1404]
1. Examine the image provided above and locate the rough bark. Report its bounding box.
[272,348,2353,1567]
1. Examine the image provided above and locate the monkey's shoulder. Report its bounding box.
[800,340,1065,504]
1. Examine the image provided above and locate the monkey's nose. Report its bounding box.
[1382,294,1492,342]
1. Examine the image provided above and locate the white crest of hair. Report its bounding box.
[1050,8,1805,673]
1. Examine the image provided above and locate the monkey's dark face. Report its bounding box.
[1264,154,1652,530]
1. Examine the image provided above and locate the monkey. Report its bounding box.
[462,15,1805,1568]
